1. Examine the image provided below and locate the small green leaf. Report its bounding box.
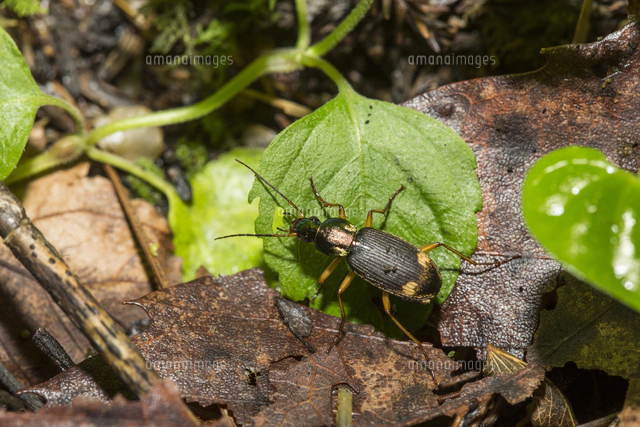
[1,0,44,17]
[250,91,481,336]
[522,146,640,312]
[0,27,54,179]
[172,148,263,281]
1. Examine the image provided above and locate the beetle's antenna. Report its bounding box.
[215,233,294,240]
[236,159,304,218]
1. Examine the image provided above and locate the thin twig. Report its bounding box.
[103,164,169,289]
[33,328,75,371]
[0,360,43,411]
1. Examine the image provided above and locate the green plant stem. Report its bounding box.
[573,0,592,43]
[307,0,374,57]
[301,55,352,93]
[86,146,181,206]
[295,0,310,49]
[86,49,302,146]
[4,135,85,185]
[10,1,376,187]
[42,95,85,134]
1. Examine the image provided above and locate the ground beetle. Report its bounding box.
[217,160,483,362]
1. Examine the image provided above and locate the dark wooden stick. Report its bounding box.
[0,181,160,397]
[33,328,75,371]
[0,360,43,411]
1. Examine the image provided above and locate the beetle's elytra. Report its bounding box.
[216,160,479,366]
[347,228,441,304]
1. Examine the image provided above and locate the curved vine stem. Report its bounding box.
[86,49,302,145]
[86,146,182,207]
[9,0,377,191]
[306,0,374,57]
[42,95,86,134]
[300,54,353,93]
[295,0,310,49]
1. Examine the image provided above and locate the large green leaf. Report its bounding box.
[0,27,57,179]
[522,146,640,312]
[172,148,263,281]
[250,90,481,336]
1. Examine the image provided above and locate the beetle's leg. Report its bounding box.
[382,291,437,384]
[309,177,346,219]
[365,185,405,227]
[420,242,477,265]
[422,244,523,272]
[311,257,342,301]
[381,291,431,359]
[328,270,357,353]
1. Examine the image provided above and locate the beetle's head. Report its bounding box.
[291,216,321,243]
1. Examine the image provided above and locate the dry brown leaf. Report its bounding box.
[371,328,572,426]
[404,22,640,357]
[4,379,203,427]
[19,354,130,405]
[131,269,456,426]
[27,270,580,426]
[530,380,578,427]
[0,163,181,385]
[484,344,545,405]
[619,378,640,427]
[405,371,544,425]
[484,345,576,427]
[27,269,460,426]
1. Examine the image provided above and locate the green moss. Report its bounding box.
[1,0,44,17]
[125,158,165,207]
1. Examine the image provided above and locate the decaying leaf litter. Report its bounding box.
[0,11,638,427]
[0,163,181,386]
[405,22,640,358]
[2,380,205,427]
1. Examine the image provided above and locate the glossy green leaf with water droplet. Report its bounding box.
[522,146,640,313]
[249,90,481,337]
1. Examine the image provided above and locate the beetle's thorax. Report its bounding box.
[314,217,357,256]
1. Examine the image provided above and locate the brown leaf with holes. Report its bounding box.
[404,22,640,357]
[405,370,546,425]
[28,269,459,426]
[399,345,545,425]
[3,379,204,427]
[483,344,545,405]
[132,269,459,426]
[0,163,182,385]
[530,380,578,427]
[484,342,576,427]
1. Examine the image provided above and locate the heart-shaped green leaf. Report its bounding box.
[0,27,60,179]
[250,90,481,336]
[522,146,640,313]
